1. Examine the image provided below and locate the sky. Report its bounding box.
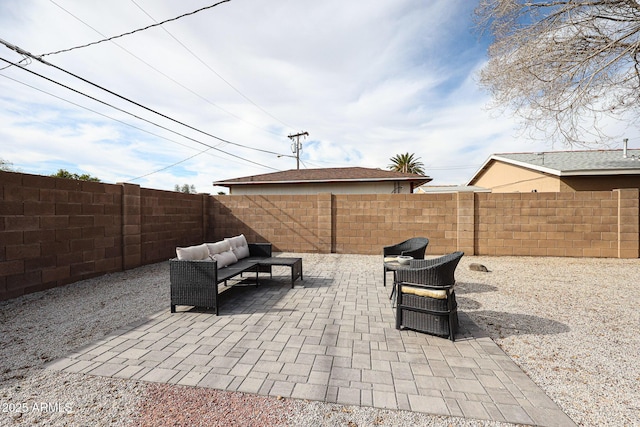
[0,0,634,194]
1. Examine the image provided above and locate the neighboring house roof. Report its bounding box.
[468,149,640,185]
[214,167,432,187]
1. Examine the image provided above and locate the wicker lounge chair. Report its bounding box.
[395,251,464,341]
[382,237,429,287]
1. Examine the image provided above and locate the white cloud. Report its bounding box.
[3,0,631,193]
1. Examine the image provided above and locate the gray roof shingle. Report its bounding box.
[495,149,640,174]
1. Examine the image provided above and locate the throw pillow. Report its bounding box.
[225,234,250,260]
[176,244,209,261]
[212,249,238,269]
[206,240,232,256]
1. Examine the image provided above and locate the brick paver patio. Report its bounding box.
[46,254,575,426]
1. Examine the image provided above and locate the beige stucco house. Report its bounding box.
[213,167,431,195]
[468,149,640,193]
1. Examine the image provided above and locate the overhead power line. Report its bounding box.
[0,71,206,150]
[126,147,214,183]
[426,164,481,170]
[0,72,251,177]
[0,73,274,184]
[47,0,285,137]
[0,38,290,159]
[0,56,30,70]
[129,0,298,131]
[0,52,277,171]
[40,0,232,57]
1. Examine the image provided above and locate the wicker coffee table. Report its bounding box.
[258,257,303,288]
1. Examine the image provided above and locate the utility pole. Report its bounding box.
[288,131,308,170]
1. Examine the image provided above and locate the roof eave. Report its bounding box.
[214,177,432,187]
[560,169,640,176]
[467,152,640,185]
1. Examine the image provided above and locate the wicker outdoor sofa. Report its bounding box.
[170,235,272,315]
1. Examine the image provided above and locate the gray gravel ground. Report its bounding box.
[1,254,638,426]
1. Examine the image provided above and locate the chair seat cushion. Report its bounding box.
[401,285,449,300]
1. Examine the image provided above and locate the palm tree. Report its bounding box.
[388,153,425,175]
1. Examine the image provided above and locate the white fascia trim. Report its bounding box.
[465,156,494,186]
[560,169,640,176]
[216,178,431,186]
[492,156,562,176]
[465,155,548,185]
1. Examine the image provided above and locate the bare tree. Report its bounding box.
[0,158,15,171]
[175,183,197,194]
[476,0,640,145]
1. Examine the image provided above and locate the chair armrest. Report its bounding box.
[401,247,426,259]
[408,252,464,270]
[396,265,451,287]
[383,239,429,258]
[409,258,444,268]
[383,244,400,256]
[170,258,219,285]
[397,252,463,287]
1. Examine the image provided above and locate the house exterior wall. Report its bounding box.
[560,175,640,191]
[472,162,561,193]
[227,181,412,195]
[474,161,640,192]
[2,170,638,301]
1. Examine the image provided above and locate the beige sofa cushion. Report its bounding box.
[206,240,232,256]
[176,244,210,261]
[212,249,237,269]
[225,234,250,260]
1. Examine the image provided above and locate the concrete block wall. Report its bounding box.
[617,188,640,258]
[212,191,639,258]
[1,171,123,300]
[209,193,461,255]
[331,193,459,255]
[209,195,321,253]
[2,170,639,301]
[0,172,212,301]
[475,191,629,257]
[140,188,208,264]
